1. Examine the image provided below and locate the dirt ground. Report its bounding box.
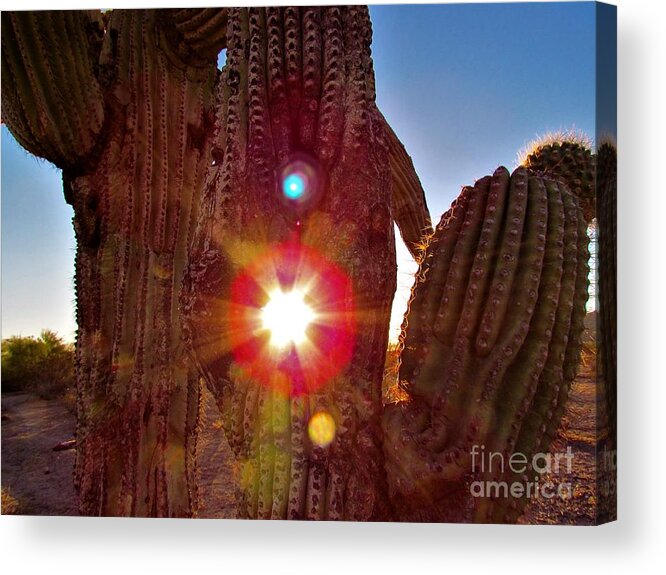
[1,392,78,516]
[519,312,615,525]
[2,366,606,523]
[520,373,602,525]
[1,388,237,518]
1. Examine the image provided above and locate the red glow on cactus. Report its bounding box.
[229,241,355,397]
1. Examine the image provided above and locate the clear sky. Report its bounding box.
[1,2,598,342]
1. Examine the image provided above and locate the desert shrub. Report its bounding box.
[1,488,20,514]
[383,342,409,404]
[1,330,75,398]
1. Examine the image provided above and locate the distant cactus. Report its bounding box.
[521,135,596,222]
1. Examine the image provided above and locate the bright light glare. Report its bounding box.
[283,173,306,199]
[261,289,315,348]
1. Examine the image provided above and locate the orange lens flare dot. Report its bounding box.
[308,412,336,448]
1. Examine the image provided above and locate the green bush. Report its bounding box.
[1,330,75,398]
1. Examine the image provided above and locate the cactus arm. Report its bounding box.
[380,115,433,259]
[1,10,106,172]
[158,9,228,65]
[383,167,589,522]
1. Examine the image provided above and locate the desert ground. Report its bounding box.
[1,388,237,518]
[2,358,604,523]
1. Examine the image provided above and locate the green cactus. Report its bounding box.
[521,136,596,222]
[182,6,403,520]
[524,133,616,518]
[1,9,227,516]
[383,166,589,522]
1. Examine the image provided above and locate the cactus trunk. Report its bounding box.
[70,10,221,516]
[1,9,225,516]
[182,6,401,520]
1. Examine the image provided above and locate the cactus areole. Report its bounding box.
[2,7,590,521]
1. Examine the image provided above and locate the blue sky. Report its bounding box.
[1,3,598,342]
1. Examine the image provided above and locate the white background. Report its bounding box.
[1,0,664,573]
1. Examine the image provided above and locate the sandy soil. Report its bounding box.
[1,388,237,518]
[520,373,601,525]
[1,392,78,516]
[519,313,615,525]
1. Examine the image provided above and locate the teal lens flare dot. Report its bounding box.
[283,173,306,199]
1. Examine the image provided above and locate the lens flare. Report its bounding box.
[229,242,356,397]
[308,411,336,448]
[277,154,323,213]
[261,289,315,348]
[283,173,306,200]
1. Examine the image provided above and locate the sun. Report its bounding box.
[229,241,356,395]
[260,289,316,349]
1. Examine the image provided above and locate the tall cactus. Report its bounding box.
[1,9,226,516]
[383,167,589,522]
[182,6,403,520]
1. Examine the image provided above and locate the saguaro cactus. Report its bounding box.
[1,9,226,516]
[383,167,589,522]
[3,7,591,522]
[521,136,596,222]
[182,4,590,519]
[182,5,408,520]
